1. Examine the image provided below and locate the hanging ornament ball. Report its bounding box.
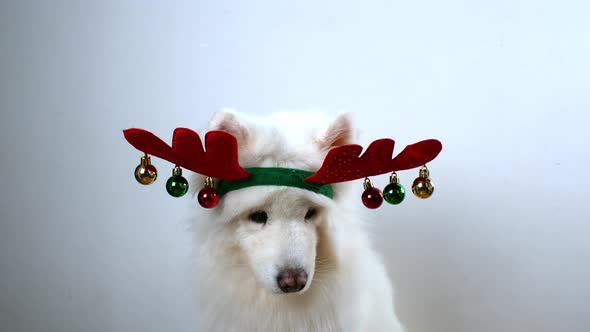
[198,187,219,208]
[383,182,405,205]
[361,178,383,209]
[383,172,405,205]
[134,155,158,185]
[412,166,434,199]
[166,166,189,197]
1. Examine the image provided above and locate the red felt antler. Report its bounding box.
[123,128,250,181]
[305,138,442,184]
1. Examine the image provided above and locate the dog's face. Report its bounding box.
[206,110,353,294]
[224,188,323,293]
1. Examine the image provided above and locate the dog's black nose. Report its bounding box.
[276,268,308,293]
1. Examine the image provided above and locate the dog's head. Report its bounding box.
[202,110,353,294]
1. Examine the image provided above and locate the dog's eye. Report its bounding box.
[304,208,317,220]
[248,211,268,224]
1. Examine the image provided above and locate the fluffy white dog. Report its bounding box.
[192,110,405,332]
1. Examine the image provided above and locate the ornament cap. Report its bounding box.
[140,154,151,166]
[389,172,400,184]
[363,177,374,190]
[172,165,183,176]
[204,176,214,188]
[419,166,430,178]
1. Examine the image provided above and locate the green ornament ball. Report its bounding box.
[383,182,405,205]
[166,175,189,197]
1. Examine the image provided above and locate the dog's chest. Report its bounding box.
[202,291,344,332]
[205,309,341,332]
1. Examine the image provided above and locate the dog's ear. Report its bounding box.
[316,113,354,150]
[209,109,249,145]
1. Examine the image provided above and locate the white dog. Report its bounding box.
[191,110,405,332]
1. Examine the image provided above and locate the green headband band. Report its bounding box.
[217,167,334,199]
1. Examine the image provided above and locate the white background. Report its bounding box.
[1,1,589,331]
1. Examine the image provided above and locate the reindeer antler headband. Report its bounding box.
[123,128,442,209]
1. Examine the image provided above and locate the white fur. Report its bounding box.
[192,110,405,332]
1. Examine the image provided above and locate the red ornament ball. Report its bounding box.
[361,187,384,209]
[198,187,219,208]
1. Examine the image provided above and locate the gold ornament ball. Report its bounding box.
[134,163,158,185]
[412,177,434,199]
